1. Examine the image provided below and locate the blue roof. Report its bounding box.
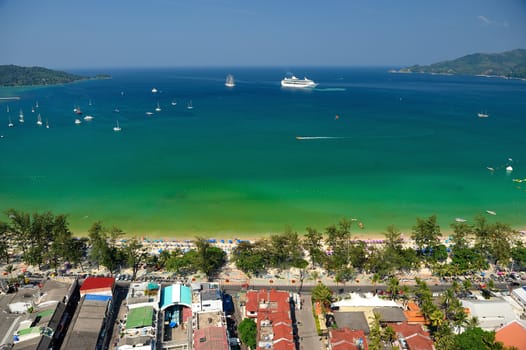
[160,284,192,311]
[85,294,112,301]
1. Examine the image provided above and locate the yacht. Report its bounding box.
[36,114,43,126]
[84,115,94,121]
[146,111,154,116]
[113,120,122,132]
[225,74,235,87]
[281,75,318,88]
[151,88,158,93]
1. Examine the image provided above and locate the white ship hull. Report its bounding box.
[281,75,317,88]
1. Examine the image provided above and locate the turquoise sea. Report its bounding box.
[1,68,525,237]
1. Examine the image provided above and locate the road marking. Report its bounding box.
[1,315,21,346]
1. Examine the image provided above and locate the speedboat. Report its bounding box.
[281,75,318,88]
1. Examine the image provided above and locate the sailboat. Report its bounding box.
[18,112,24,123]
[35,101,39,108]
[6,105,9,113]
[36,114,43,126]
[8,117,14,127]
[45,119,49,129]
[225,74,235,87]
[19,109,24,121]
[155,102,162,112]
[171,100,177,106]
[113,120,122,132]
[187,100,194,110]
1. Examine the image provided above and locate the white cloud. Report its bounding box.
[477,15,509,27]
[478,15,492,24]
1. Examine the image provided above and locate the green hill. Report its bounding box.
[0,65,109,87]
[399,49,526,79]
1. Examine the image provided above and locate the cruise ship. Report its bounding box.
[281,75,318,88]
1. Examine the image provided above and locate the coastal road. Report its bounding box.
[295,294,323,350]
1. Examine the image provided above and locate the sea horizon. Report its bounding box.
[1,67,525,238]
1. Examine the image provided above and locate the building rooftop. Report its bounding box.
[61,295,110,350]
[193,326,228,350]
[390,322,434,350]
[461,298,517,330]
[161,283,192,311]
[126,305,154,330]
[79,277,115,296]
[197,310,225,329]
[373,307,407,323]
[330,328,368,350]
[495,320,526,350]
[333,312,370,334]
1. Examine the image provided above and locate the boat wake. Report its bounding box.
[313,88,347,92]
[296,136,349,140]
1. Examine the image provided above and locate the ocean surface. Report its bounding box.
[1,67,525,237]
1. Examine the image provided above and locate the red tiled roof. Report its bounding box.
[390,322,429,338]
[496,320,526,350]
[194,326,228,350]
[247,289,290,317]
[80,277,115,292]
[405,333,435,350]
[273,323,293,341]
[390,322,433,350]
[330,328,368,350]
[273,339,295,350]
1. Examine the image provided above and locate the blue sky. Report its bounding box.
[0,0,525,69]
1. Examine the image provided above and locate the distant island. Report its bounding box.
[0,64,111,87]
[394,48,526,79]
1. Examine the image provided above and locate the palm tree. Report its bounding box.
[429,309,445,329]
[371,273,380,292]
[464,316,479,330]
[451,306,468,334]
[312,283,333,308]
[387,276,401,300]
[4,264,14,278]
[441,288,456,319]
